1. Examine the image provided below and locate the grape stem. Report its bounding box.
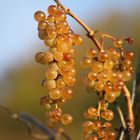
[55,103,59,109]
[115,103,127,130]
[97,100,101,117]
[54,0,117,51]
[123,85,135,131]
[54,0,135,132]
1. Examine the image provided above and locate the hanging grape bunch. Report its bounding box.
[81,39,134,139]
[34,4,83,127]
[34,0,135,140]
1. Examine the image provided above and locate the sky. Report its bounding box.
[0,0,140,79]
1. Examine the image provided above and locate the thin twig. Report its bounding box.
[101,33,116,41]
[123,85,135,131]
[0,104,71,140]
[54,0,91,32]
[114,102,126,140]
[0,103,12,115]
[134,54,140,138]
[0,103,55,140]
[137,130,140,140]
[54,0,121,51]
[97,100,101,117]
[115,103,127,130]
[119,131,125,140]
[132,75,136,106]
[54,0,103,50]
[59,129,72,140]
[118,70,137,140]
[18,112,55,140]
[24,122,49,140]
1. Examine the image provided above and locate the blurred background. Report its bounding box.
[0,0,140,139]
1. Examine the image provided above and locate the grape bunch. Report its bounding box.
[81,39,134,140]
[83,107,115,140]
[34,4,83,127]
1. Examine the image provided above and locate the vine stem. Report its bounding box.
[97,100,101,117]
[54,0,103,50]
[116,103,127,130]
[54,0,135,133]
[123,85,135,131]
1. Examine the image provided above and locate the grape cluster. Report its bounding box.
[83,120,115,140]
[81,40,134,139]
[82,47,133,95]
[34,5,82,127]
[83,106,115,140]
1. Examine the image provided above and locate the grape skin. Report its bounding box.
[34,4,83,127]
[82,46,133,139]
[34,3,134,139]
